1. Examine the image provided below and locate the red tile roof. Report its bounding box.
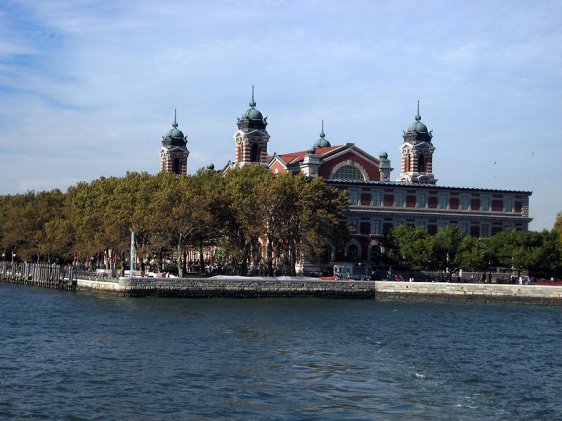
[277,145,342,165]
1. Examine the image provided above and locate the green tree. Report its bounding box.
[295,176,349,272]
[433,225,465,279]
[488,228,527,275]
[391,225,431,276]
[221,166,270,275]
[457,236,490,273]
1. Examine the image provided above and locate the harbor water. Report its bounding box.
[1,283,561,420]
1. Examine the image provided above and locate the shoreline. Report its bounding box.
[79,277,562,305]
[2,275,562,305]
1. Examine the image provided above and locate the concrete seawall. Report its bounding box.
[74,277,562,305]
[4,275,561,305]
[114,277,376,298]
[375,281,562,305]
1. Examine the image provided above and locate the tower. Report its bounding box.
[314,120,331,149]
[234,87,270,167]
[398,101,436,184]
[160,110,189,175]
[302,121,330,177]
[378,151,393,181]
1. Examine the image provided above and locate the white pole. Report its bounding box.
[130,231,135,278]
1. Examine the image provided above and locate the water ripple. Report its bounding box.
[1,285,561,420]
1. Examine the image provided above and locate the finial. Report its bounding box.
[320,120,325,138]
[415,100,421,121]
[173,109,178,128]
[249,85,256,108]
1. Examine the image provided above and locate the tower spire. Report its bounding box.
[249,85,256,108]
[415,100,421,121]
[320,120,325,138]
[173,109,178,128]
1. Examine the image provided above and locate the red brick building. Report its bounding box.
[173,91,532,275]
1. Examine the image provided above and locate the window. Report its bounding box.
[349,219,359,233]
[504,197,513,212]
[333,165,365,180]
[347,244,359,259]
[348,189,360,205]
[369,245,381,263]
[418,154,426,172]
[251,143,260,162]
[372,191,381,206]
[460,195,470,210]
[459,222,469,234]
[172,158,181,174]
[481,223,491,238]
[417,192,427,208]
[481,196,490,211]
[438,192,449,209]
[371,220,382,235]
[394,192,404,207]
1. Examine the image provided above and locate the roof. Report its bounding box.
[325,179,532,195]
[277,145,343,166]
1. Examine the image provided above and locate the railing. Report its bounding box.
[0,261,77,291]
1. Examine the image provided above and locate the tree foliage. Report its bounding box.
[0,167,349,275]
[382,221,562,278]
[1,174,560,278]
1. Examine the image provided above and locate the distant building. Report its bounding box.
[162,91,532,275]
[160,110,189,175]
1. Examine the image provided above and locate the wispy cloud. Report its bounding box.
[0,0,561,230]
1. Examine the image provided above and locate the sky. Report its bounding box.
[0,0,561,231]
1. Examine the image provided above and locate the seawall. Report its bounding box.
[3,274,562,305]
[374,281,562,305]
[76,277,562,305]
[115,277,376,298]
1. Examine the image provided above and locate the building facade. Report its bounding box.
[162,92,532,275]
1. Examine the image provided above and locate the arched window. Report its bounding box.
[333,165,365,181]
[251,143,260,162]
[173,158,181,174]
[418,154,426,173]
[347,244,359,260]
[369,245,381,264]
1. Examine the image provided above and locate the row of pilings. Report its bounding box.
[0,261,77,291]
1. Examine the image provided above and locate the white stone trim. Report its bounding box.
[329,160,368,181]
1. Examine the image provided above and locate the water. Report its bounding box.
[1,284,561,420]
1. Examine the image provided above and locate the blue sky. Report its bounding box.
[1,0,561,230]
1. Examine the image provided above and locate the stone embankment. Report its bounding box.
[375,281,562,305]
[74,277,562,305]
[3,270,562,305]
[92,277,376,298]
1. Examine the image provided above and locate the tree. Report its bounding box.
[221,166,270,275]
[458,236,489,273]
[391,225,431,276]
[295,176,349,271]
[433,226,465,280]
